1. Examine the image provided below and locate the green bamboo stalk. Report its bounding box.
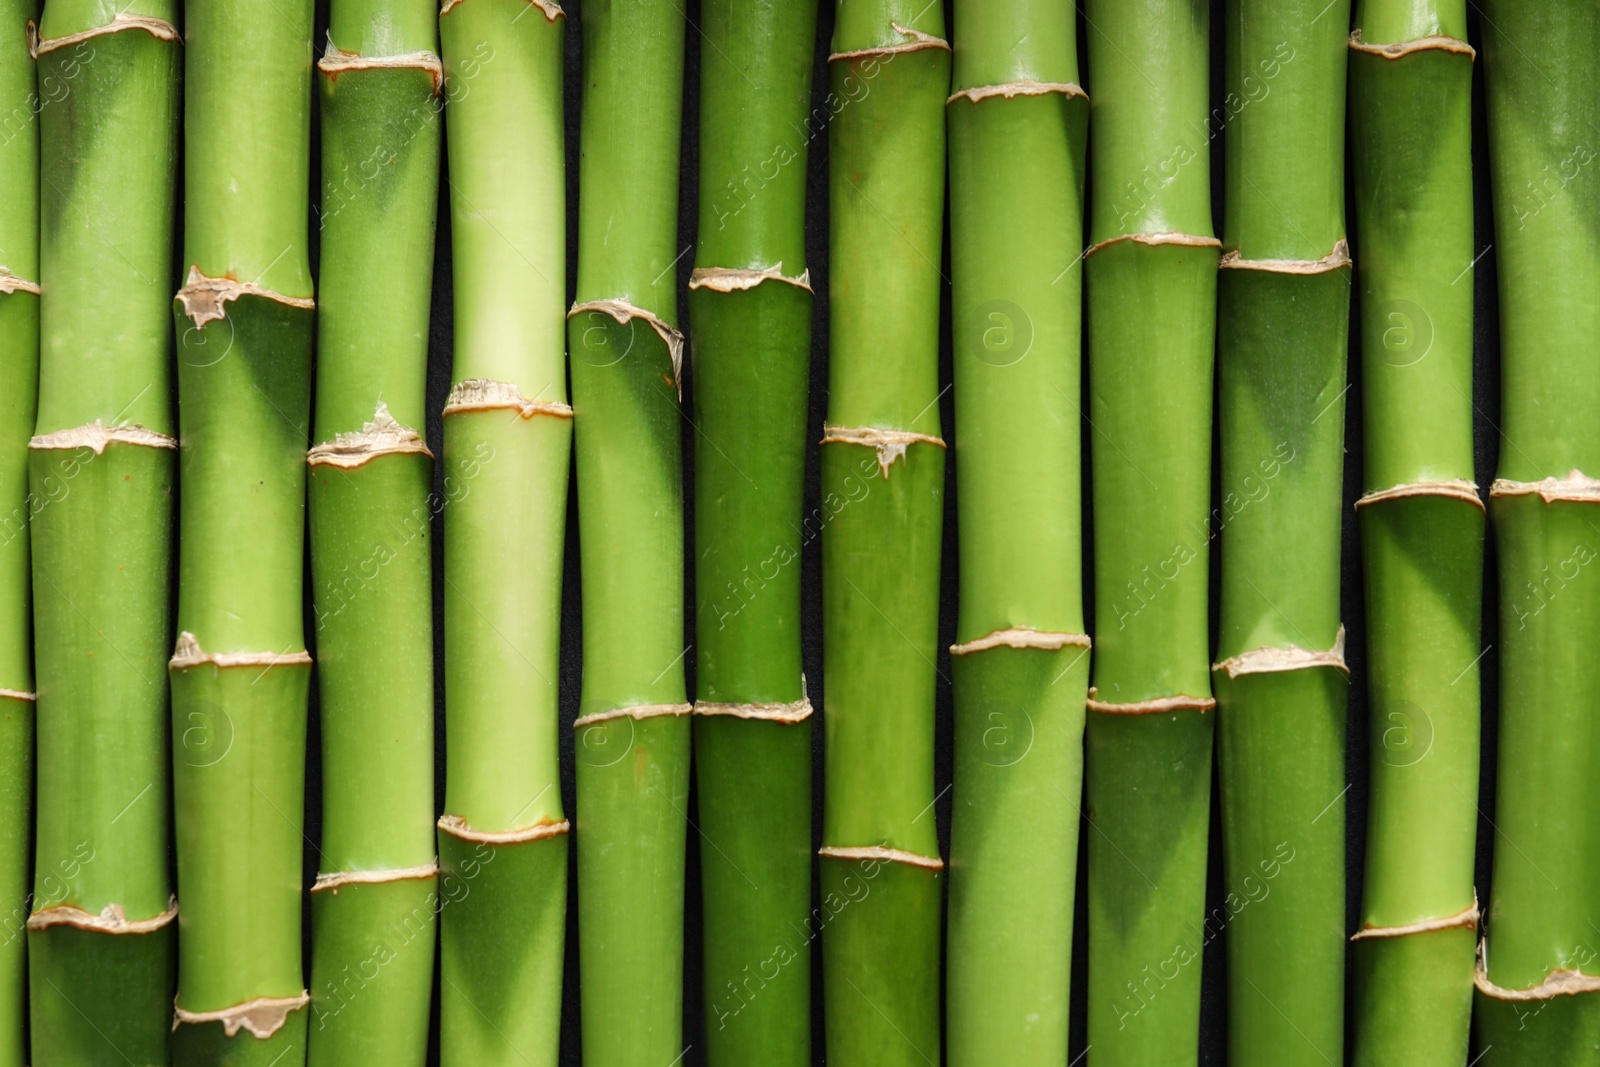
[1474,2,1600,1059]
[689,0,816,1061]
[822,3,946,1064]
[436,3,568,1064]
[568,2,688,1064]
[1214,1,1351,1063]
[168,2,315,1063]
[0,5,35,1066]
[1347,2,1480,1063]
[26,3,178,1063]
[1077,2,1216,1063]
[944,4,1087,1065]
[305,1,441,1062]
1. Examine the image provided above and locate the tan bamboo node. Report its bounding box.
[948,80,1087,105]
[1352,897,1477,941]
[568,297,686,395]
[1085,232,1222,260]
[1213,625,1348,679]
[176,266,316,329]
[0,268,39,296]
[173,993,311,1039]
[1491,470,1600,504]
[437,814,570,844]
[1349,30,1475,60]
[0,689,34,702]
[689,265,813,293]
[308,402,432,469]
[30,12,177,57]
[442,0,560,18]
[821,424,945,477]
[168,632,312,671]
[830,21,950,61]
[1218,238,1352,275]
[28,895,177,934]
[1087,692,1215,715]
[443,378,573,420]
[1474,939,1600,1001]
[573,702,693,729]
[1356,478,1482,510]
[312,861,439,894]
[951,628,1091,656]
[30,420,176,455]
[319,40,445,94]
[819,844,944,871]
[693,696,814,723]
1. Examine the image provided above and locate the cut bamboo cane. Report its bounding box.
[1474,2,1600,1059]
[1077,2,1216,1063]
[568,2,688,1064]
[944,3,1088,1066]
[822,3,947,1064]
[0,5,35,1066]
[689,0,816,1062]
[305,1,441,1063]
[1347,2,1480,1064]
[436,2,568,1064]
[26,3,178,1063]
[168,2,315,1064]
[1214,1,1352,1063]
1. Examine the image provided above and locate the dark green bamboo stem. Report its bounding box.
[944,4,1087,1065]
[26,3,178,1063]
[1214,1,1351,1063]
[1474,2,1600,1059]
[568,2,688,1065]
[168,3,315,1064]
[0,5,35,1066]
[437,3,568,1064]
[1078,2,1216,1063]
[305,2,440,1063]
[1347,2,1480,1064]
[689,0,816,1062]
[822,3,946,1064]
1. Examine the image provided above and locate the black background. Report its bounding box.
[288,2,1506,1063]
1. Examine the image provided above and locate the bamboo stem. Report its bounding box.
[168,2,315,1063]
[1474,2,1600,1058]
[1347,2,1480,1064]
[944,4,1087,1065]
[822,3,947,1064]
[1214,1,1352,1063]
[305,0,441,1062]
[689,0,816,1061]
[436,2,568,1063]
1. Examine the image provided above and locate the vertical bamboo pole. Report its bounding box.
[168,2,315,1064]
[1347,2,1480,1064]
[568,1,688,1064]
[1078,1,1217,1063]
[0,4,35,1065]
[822,3,947,1064]
[436,2,568,1063]
[1214,1,1352,1063]
[305,1,441,1062]
[944,3,1088,1065]
[689,0,817,1061]
[26,4,178,1063]
[1474,2,1600,1058]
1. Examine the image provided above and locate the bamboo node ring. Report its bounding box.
[819,845,944,871]
[1213,625,1348,679]
[30,420,176,455]
[308,402,432,469]
[30,13,178,59]
[689,265,813,294]
[568,297,685,398]
[573,702,692,728]
[172,993,311,1039]
[821,424,944,477]
[312,862,439,893]
[175,266,315,329]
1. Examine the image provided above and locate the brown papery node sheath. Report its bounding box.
[175,266,316,329]
[172,993,312,1041]
[27,12,177,57]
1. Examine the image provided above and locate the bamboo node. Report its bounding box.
[442,0,561,20]
[308,402,432,469]
[29,420,176,455]
[821,424,944,477]
[0,267,40,296]
[0,688,34,702]
[573,702,692,728]
[947,80,1088,105]
[172,992,311,1040]
[175,266,315,329]
[950,628,1091,656]
[1218,238,1351,275]
[568,297,685,398]
[692,696,814,723]
[1352,898,1478,941]
[830,21,950,61]
[30,12,178,58]
[442,378,573,420]
[1213,625,1348,679]
[1491,470,1600,504]
[28,896,177,935]
[1355,479,1482,510]
[1084,232,1223,260]
[688,265,813,294]
[312,862,439,894]
[1348,30,1476,60]
[437,814,570,845]
[819,845,944,871]
[1086,691,1214,715]
[168,632,313,672]
[1475,938,1600,1001]
[318,37,445,94]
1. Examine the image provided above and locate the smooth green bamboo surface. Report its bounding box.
[27,3,178,1063]
[438,3,568,1064]
[1215,1,1351,1064]
[1347,2,1481,1064]
[945,4,1087,1065]
[1476,2,1600,1060]
[568,2,689,1065]
[0,4,35,1065]
[169,2,314,1064]
[1079,3,1216,1064]
[689,1,816,1062]
[306,1,440,1063]
[823,4,946,1065]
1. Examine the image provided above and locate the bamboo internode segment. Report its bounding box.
[316,42,444,93]
[1354,479,1482,510]
[1218,237,1353,274]
[441,377,573,419]
[1083,231,1222,259]
[820,424,945,477]
[27,12,177,56]
[1086,693,1215,715]
[436,814,571,844]
[27,897,177,934]
[306,403,431,468]
[28,420,176,454]
[946,79,1085,104]
[167,632,312,671]
[571,702,692,728]
[310,863,439,893]
[1213,626,1349,679]
[688,265,812,292]
[828,21,948,61]
[173,992,313,1041]
[567,297,685,390]
[174,266,316,328]
[1348,30,1474,59]
[818,845,944,872]
[0,269,38,295]
[1352,898,1478,941]
[692,696,813,723]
